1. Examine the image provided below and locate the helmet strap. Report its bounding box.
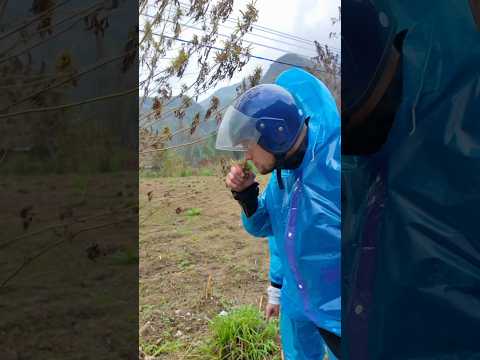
[272,118,309,190]
[274,155,286,190]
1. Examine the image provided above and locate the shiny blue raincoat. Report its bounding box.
[269,234,333,359]
[343,1,480,358]
[244,68,341,339]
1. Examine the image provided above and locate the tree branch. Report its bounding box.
[1,215,135,288]
[0,1,104,64]
[0,205,138,251]
[1,48,137,113]
[0,0,72,42]
[0,86,138,119]
[140,130,217,154]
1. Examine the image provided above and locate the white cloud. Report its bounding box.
[253,0,298,34]
[304,1,331,28]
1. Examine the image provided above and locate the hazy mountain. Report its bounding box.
[140,53,333,164]
[260,53,315,84]
[196,53,316,112]
[140,96,208,145]
[199,83,239,110]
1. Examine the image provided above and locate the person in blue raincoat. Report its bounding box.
[215,68,341,358]
[342,0,480,358]
[266,234,334,360]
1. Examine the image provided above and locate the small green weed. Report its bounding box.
[180,168,194,177]
[185,208,201,217]
[179,259,192,269]
[141,340,184,356]
[198,305,280,360]
[199,167,215,176]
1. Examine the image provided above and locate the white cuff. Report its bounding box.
[267,285,281,305]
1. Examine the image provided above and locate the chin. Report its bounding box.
[258,166,274,175]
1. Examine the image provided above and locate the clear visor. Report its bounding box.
[215,106,261,151]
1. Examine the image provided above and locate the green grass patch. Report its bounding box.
[199,167,215,176]
[179,259,192,269]
[141,340,184,356]
[139,170,162,178]
[180,168,194,177]
[140,304,155,315]
[198,305,280,360]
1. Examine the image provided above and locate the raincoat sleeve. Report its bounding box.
[267,236,283,287]
[240,179,273,238]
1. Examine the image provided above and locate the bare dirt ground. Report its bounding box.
[0,174,138,360]
[139,175,273,358]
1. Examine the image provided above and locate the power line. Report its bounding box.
[141,15,316,57]
[0,74,72,89]
[138,29,329,127]
[226,17,340,52]
[0,2,103,66]
[142,2,340,53]
[138,30,330,127]
[0,0,73,41]
[175,1,341,52]
[2,48,137,113]
[0,87,138,119]
[141,130,217,153]
[141,13,319,57]
[208,20,324,55]
[178,22,316,58]
[139,29,321,71]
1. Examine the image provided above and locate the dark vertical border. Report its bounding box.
[342,1,480,359]
[0,1,139,358]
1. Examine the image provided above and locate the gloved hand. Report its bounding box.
[231,182,259,217]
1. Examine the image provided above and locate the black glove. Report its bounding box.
[270,281,282,289]
[231,182,259,217]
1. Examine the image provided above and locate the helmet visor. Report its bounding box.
[215,106,261,152]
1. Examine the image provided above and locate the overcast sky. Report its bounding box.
[141,0,340,101]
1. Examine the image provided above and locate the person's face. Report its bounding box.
[245,143,276,174]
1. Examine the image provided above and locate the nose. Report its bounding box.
[245,151,252,161]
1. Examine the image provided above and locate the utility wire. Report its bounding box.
[1,48,137,113]
[142,2,340,53]
[175,1,340,51]
[0,0,73,42]
[141,130,217,153]
[0,87,138,119]
[139,29,324,72]
[141,12,319,57]
[0,2,103,66]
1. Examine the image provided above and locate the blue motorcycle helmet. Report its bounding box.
[215,83,306,155]
[216,83,308,189]
[342,0,407,154]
